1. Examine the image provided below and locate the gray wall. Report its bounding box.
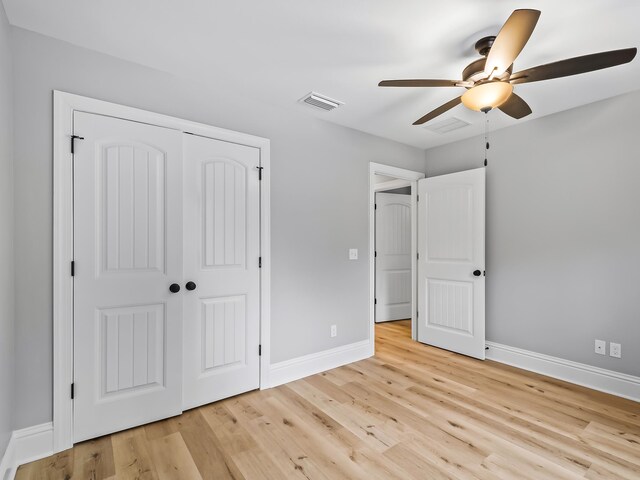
[0,2,14,458]
[425,90,640,377]
[11,27,426,429]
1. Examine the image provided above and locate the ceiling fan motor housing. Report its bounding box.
[463,36,513,85]
[475,36,496,56]
[462,57,512,85]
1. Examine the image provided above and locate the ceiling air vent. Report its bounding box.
[298,92,343,112]
[423,117,471,134]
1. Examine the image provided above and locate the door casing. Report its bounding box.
[53,91,271,452]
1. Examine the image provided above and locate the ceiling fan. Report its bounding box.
[379,9,637,125]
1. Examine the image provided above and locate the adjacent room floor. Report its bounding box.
[17,321,640,479]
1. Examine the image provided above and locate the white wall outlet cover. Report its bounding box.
[330,325,337,337]
[595,339,606,355]
[610,342,622,358]
[348,248,358,260]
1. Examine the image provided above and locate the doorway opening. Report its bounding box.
[370,164,486,361]
[375,183,412,324]
[369,163,424,349]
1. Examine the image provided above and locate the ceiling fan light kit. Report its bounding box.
[378,8,637,125]
[461,81,513,112]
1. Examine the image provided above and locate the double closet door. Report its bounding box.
[73,112,261,442]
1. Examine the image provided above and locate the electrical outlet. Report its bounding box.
[595,339,606,355]
[330,325,337,338]
[610,342,621,358]
[349,249,358,260]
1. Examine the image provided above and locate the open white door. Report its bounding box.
[73,112,183,442]
[182,134,261,410]
[375,192,412,322]
[417,168,485,359]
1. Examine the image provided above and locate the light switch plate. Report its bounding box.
[349,248,358,260]
[595,339,606,355]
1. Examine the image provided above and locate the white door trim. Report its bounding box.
[53,91,271,452]
[369,162,425,349]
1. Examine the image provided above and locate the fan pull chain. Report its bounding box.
[483,111,490,167]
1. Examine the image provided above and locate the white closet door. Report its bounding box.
[73,112,183,442]
[182,134,261,410]
[375,192,412,322]
[417,168,485,359]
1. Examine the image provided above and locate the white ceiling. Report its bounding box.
[4,0,639,149]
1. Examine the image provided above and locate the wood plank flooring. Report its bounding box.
[17,320,640,479]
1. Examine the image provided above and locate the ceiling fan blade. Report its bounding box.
[485,9,541,77]
[509,48,638,84]
[413,96,462,125]
[379,79,461,87]
[498,93,532,119]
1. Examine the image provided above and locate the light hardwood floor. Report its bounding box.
[17,320,640,479]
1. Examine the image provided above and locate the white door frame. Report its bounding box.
[369,162,425,349]
[53,91,271,452]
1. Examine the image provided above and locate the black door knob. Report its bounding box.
[169,283,181,293]
[473,270,482,277]
[185,281,197,291]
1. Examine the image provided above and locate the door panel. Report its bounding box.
[417,168,485,359]
[102,141,165,272]
[375,193,412,322]
[73,112,183,442]
[202,160,247,268]
[183,134,260,410]
[101,304,165,393]
[102,143,166,273]
[201,295,246,371]
[426,280,472,333]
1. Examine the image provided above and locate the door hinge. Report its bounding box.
[70,383,75,400]
[374,203,377,210]
[259,345,262,356]
[374,251,377,258]
[71,135,84,154]
[416,311,419,319]
[374,298,377,305]
[256,166,264,180]
[417,252,419,260]
[417,195,419,202]
[259,257,262,268]
[70,261,75,277]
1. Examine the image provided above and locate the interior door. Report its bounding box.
[417,168,485,359]
[182,134,261,410]
[73,112,183,442]
[375,192,412,322]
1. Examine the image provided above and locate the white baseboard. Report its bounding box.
[486,342,640,402]
[0,422,54,480]
[266,339,372,388]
